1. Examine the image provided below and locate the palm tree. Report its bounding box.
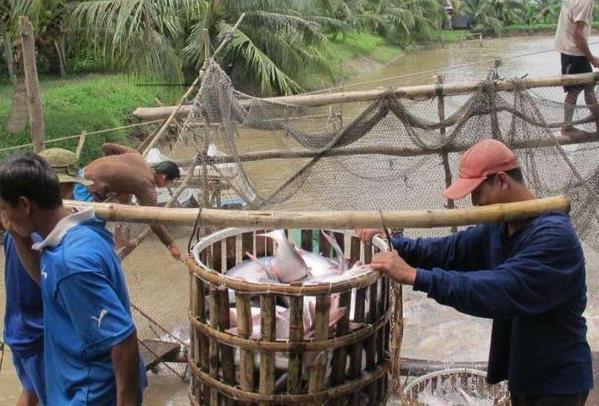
[68,0,342,95]
[460,0,503,33]
[1,0,45,83]
[533,0,561,24]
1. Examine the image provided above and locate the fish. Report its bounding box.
[260,229,310,282]
[225,229,362,285]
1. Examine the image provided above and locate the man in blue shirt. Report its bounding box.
[2,232,45,406]
[0,152,146,405]
[359,139,592,406]
[2,148,89,405]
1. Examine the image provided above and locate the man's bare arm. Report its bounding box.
[574,21,599,68]
[101,143,139,156]
[111,331,140,406]
[137,187,180,259]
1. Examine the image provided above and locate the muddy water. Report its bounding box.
[3,34,599,404]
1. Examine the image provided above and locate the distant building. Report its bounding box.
[442,0,474,30]
[451,15,475,30]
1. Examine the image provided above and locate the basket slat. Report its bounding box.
[208,287,220,405]
[236,293,255,396]
[288,296,304,394]
[259,295,276,406]
[308,295,331,397]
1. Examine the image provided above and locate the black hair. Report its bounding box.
[0,152,62,209]
[486,167,525,184]
[153,160,180,181]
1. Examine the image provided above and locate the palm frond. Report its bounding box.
[217,22,303,95]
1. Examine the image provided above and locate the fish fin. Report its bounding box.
[321,231,348,273]
[245,252,268,272]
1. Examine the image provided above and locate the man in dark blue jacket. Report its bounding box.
[359,139,593,406]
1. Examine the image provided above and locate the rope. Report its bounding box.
[0,119,164,154]
[187,206,204,254]
[304,40,599,95]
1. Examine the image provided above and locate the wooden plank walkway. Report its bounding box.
[139,339,181,371]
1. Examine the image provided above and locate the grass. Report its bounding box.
[0,74,180,163]
[297,31,403,89]
[328,31,401,65]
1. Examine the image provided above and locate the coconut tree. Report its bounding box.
[460,0,503,33]
[533,0,561,24]
[183,0,345,95]
[1,0,45,83]
[68,0,195,83]
[68,0,342,95]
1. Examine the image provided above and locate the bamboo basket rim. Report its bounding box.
[187,227,388,296]
[188,355,391,403]
[188,306,391,352]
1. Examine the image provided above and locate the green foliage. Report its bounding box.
[0,74,179,163]
[0,0,585,98]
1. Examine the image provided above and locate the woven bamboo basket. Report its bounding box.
[400,368,510,405]
[183,228,392,405]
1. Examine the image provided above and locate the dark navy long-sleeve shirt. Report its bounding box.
[392,211,593,395]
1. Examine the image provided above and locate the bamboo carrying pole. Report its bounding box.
[66,195,570,229]
[132,72,599,120]
[19,16,45,153]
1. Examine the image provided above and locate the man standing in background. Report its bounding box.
[555,0,599,137]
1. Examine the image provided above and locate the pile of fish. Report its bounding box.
[212,229,374,375]
[227,229,372,285]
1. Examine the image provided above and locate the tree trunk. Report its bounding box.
[6,77,29,134]
[20,16,45,152]
[3,29,17,85]
[53,37,67,77]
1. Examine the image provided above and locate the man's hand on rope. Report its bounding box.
[370,251,417,286]
[355,228,384,243]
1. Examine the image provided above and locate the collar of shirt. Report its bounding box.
[32,207,96,250]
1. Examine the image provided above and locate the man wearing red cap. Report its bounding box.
[358,139,592,405]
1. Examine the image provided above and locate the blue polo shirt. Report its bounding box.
[394,211,593,395]
[3,233,43,356]
[34,208,147,404]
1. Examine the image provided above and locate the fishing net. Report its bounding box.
[122,59,599,396]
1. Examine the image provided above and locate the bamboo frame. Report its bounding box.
[66,195,570,230]
[195,130,599,164]
[132,72,599,120]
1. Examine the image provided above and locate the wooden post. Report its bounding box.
[19,16,45,153]
[437,75,457,233]
[490,59,502,140]
[203,29,211,65]
[389,282,404,396]
[75,131,87,159]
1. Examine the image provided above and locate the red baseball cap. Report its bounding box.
[443,139,519,200]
